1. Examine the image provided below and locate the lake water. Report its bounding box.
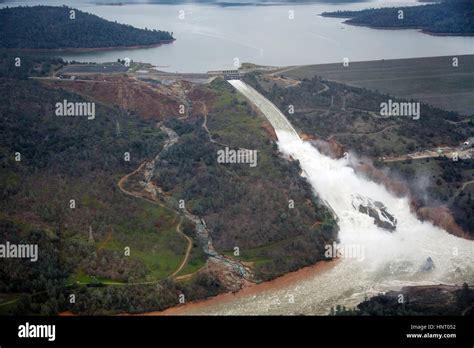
[3,0,474,72]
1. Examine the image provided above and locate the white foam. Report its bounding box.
[189,81,474,315]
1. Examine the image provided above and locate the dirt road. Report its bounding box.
[170,217,192,277]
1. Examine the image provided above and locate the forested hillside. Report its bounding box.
[244,73,468,157]
[0,6,174,49]
[322,0,474,35]
[0,55,338,314]
[0,55,214,315]
[0,51,64,79]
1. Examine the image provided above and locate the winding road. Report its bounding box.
[117,130,192,280]
[170,217,193,277]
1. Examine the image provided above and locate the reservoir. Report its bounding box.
[3,0,473,72]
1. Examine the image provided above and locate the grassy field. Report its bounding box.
[175,243,207,277]
[92,202,188,281]
[280,55,474,115]
[67,270,121,285]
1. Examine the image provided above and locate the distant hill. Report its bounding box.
[322,0,474,36]
[0,6,174,50]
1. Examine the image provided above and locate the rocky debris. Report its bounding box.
[351,194,397,231]
[417,206,471,240]
[352,160,410,198]
[351,158,471,241]
[326,138,346,159]
[420,257,435,272]
[261,121,278,140]
[206,257,255,292]
[305,136,346,159]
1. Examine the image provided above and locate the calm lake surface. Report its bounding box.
[3,0,474,72]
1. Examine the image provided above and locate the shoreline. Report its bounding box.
[131,258,338,316]
[4,40,175,53]
[58,259,337,316]
[322,17,474,37]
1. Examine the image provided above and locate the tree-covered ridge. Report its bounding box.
[0,51,64,79]
[0,59,218,314]
[322,0,474,35]
[332,284,474,316]
[0,6,174,49]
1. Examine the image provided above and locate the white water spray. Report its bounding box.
[189,80,474,315]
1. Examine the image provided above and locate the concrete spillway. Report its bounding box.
[228,80,299,138]
[176,80,474,315]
